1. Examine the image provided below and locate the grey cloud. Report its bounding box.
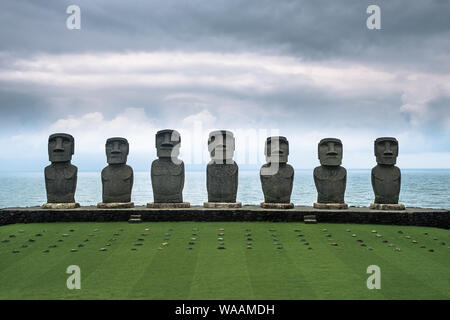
[1,0,449,72]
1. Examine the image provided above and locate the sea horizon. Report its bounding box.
[1,169,450,210]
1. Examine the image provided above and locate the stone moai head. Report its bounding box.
[48,133,74,163]
[208,130,235,162]
[106,137,129,165]
[375,137,398,165]
[318,138,343,166]
[265,136,289,164]
[156,129,181,159]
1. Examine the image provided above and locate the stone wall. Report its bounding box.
[0,206,448,229]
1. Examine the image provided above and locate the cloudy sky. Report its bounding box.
[1,0,450,171]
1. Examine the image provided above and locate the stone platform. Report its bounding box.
[0,205,448,229]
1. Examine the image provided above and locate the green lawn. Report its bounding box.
[0,222,449,300]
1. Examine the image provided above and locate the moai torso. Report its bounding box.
[371,137,401,204]
[206,130,239,203]
[151,129,185,203]
[101,137,133,203]
[313,166,346,203]
[151,159,185,203]
[314,138,347,204]
[207,161,238,202]
[371,165,401,204]
[45,133,77,204]
[260,163,294,203]
[102,165,133,203]
[45,163,77,203]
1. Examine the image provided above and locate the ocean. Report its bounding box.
[0,169,449,209]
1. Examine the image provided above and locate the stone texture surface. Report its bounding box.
[313,202,349,210]
[147,202,190,208]
[261,202,294,209]
[260,136,294,204]
[370,203,405,210]
[41,203,80,209]
[203,202,242,208]
[372,137,401,204]
[45,133,78,204]
[0,206,448,229]
[314,138,347,204]
[151,130,185,203]
[102,137,133,203]
[207,130,239,203]
[97,202,134,209]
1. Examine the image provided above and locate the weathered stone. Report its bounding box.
[204,202,242,208]
[313,202,348,209]
[44,133,78,205]
[101,137,134,204]
[147,202,190,208]
[304,215,317,224]
[313,138,347,207]
[42,203,80,209]
[151,129,187,204]
[371,137,404,208]
[0,206,449,229]
[206,130,239,204]
[370,203,405,210]
[98,202,134,209]
[261,202,294,209]
[260,136,294,205]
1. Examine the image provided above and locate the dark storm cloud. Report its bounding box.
[1,0,449,70]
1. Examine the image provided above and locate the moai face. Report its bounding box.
[156,129,181,159]
[106,137,129,165]
[375,137,398,165]
[208,130,235,162]
[318,138,343,166]
[265,136,289,163]
[48,133,74,163]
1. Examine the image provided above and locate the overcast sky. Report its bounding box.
[1,0,450,171]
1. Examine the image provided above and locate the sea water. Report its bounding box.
[0,169,449,209]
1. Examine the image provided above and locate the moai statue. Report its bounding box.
[370,137,404,210]
[97,137,134,208]
[313,138,348,209]
[147,129,190,208]
[260,136,294,209]
[204,130,241,208]
[43,133,79,209]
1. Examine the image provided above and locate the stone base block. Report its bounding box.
[260,202,294,209]
[97,202,134,209]
[370,203,405,210]
[313,202,348,210]
[128,214,142,223]
[147,202,191,208]
[203,202,242,208]
[41,203,80,209]
[304,214,317,224]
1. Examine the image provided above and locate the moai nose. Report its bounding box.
[384,142,394,155]
[111,141,121,154]
[161,134,174,147]
[54,137,64,152]
[326,142,338,156]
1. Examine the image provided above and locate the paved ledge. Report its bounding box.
[1,205,449,229]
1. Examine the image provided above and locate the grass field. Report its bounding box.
[0,221,449,300]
